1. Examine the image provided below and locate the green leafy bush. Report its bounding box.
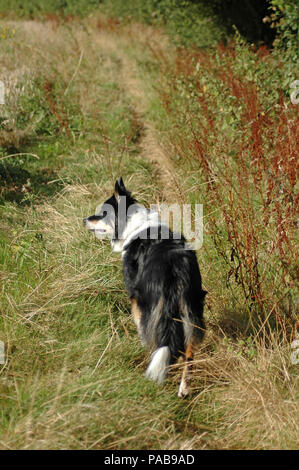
[270,0,299,85]
[102,0,225,47]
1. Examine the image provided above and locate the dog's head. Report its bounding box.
[83,177,136,241]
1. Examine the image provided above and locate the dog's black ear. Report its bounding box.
[118,177,126,192]
[114,177,127,196]
[114,177,136,204]
[114,179,120,195]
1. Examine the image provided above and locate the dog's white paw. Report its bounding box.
[178,380,189,398]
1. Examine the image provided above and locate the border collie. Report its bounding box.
[83,178,206,397]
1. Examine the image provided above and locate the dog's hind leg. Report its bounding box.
[178,342,194,398]
[131,298,143,339]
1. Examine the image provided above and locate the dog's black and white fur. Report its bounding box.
[83,178,206,397]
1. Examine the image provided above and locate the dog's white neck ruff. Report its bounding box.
[112,207,167,255]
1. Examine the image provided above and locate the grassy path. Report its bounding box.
[0,16,211,450]
[93,20,183,202]
[0,15,298,450]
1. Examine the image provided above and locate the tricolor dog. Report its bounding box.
[83,178,206,397]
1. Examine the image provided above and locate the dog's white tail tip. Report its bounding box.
[145,346,171,384]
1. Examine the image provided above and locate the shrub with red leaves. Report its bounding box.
[150,39,298,334]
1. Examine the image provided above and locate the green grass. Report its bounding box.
[0,0,100,18]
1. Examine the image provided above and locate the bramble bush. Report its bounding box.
[269,0,299,87]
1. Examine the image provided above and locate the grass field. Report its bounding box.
[0,9,298,450]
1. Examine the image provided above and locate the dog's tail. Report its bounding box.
[144,285,206,385]
[143,290,185,384]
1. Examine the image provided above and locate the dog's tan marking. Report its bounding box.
[131,298,142,328]
[178,341,194,398]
